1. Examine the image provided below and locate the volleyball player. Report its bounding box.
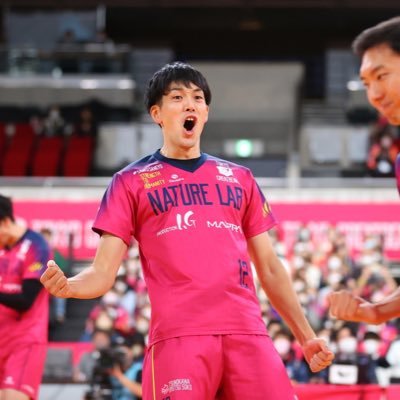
[0,194,50,400]
[41,62,333,399]
[329,17,400,324]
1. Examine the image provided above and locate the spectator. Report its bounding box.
[329,325,378,384]
[82,290,132,342]
[57,29,78,46]
[74,329,112,383]
[43,105,66,137]
[109,332,145,400]
[273,329,310,384]
[367,128,399,176]
[75,106,97,138]
[113,275,137,317]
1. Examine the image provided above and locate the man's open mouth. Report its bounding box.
[183,117,196,131]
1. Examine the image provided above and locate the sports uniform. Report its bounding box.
[396,153,400,194]
[0,229,50,400]
[93,151,296,399]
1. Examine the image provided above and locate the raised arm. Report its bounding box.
[40,234,128,299]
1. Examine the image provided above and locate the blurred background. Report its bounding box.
[1,1,400,399]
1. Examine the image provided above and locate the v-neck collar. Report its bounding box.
[153,150,207,173]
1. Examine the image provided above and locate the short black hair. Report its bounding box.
[0,194,14,222]
[353,16,400,57]
[144,61,211,112]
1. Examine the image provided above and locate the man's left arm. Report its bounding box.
[248,231,334,372]
[0,279,43,311]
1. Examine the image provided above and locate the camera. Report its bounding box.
[84,346,128,400]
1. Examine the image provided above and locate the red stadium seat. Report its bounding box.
[2,147,32,176]
[62,149,92,176]
[0,124,7,164]
[31,137,64,176]
[7,123,36,153]
[62,136,94,176]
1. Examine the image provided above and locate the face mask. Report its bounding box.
[95,313,113,331]
[114,281,128,293]
[141,306,151,319]
[293,256,304,270]
[364,238,378,250]
[298,293,309,305]
[136,319,149,334]
[327,273,341,287]
[102,291,119,307]
[387,341,400,366]
[274,339,291,356]
[328,256,342,270]
[293,280,306,292]
[338,337,357,354]
[299,229,310,241]
[381,136,392,148]
[363,340,379,356]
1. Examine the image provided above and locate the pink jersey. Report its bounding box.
[93,152,276,345]
[0,229,50,344]
[396,153,400,195]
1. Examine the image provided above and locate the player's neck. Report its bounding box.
[160,146,200,160]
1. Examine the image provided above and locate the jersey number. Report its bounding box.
[239,259,249,288]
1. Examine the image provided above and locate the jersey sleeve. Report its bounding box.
[92,172,135,246]
[23,236,50,280]
[241,170,277,238]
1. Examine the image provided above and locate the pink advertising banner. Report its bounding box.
[13,200,400,260]
[272,203,400,260]
[14,200,100,260]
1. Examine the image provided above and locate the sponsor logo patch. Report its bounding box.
[161,378,193,395]
[157,211,196,236]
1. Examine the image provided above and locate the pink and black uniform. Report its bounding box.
[93,151,296,400]
[0,229,50,400]
[396,153,400,195]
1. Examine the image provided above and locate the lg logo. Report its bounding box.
[176,211,195,230]
[156,211,196,236]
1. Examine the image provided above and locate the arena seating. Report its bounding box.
[62,136,94,177]
[32,136,64,176]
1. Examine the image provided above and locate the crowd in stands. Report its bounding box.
[76,223,400,387]
[366,116,400,177]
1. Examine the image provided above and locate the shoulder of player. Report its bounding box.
[114,153,165,180]
[206,154,253,176]
[27,229,51,252]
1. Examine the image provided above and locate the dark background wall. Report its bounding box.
[2,2,400,98]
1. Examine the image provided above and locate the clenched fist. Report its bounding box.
[40,260,74,298]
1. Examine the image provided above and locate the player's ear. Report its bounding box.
[150,105,162,125]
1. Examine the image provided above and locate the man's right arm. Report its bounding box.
[40,234,128,299]
[329,286,400,324]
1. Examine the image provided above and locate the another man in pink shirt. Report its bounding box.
[0,194,50,400]
[329,17,400,325]
[41,62,333,399]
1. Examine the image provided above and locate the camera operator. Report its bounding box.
[109,332,145,400]
[75,329,113,384]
